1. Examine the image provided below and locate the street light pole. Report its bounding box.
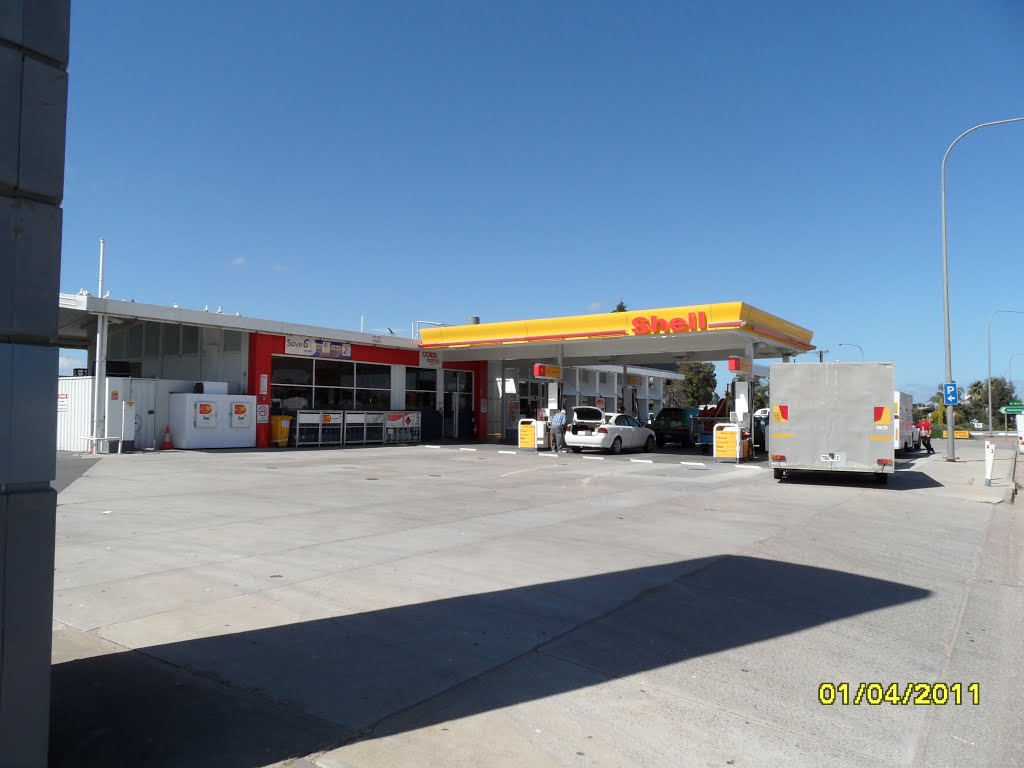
[941,116,1024,461]
[836,343,864,361]
[987,309,1024,435]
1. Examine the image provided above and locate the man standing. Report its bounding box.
[550,408,568,452]
[917,416,934,454]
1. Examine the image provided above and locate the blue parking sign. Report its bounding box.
[944,383,959,405]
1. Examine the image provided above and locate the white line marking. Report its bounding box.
[538,452,557,458]
[733,464,760,470]
[459,447,477,452]
[498,450,517,455]
[501,466,554,478]
[679,462,708,470]
[424,445,441,449]
[583,456,605,461]
[629,459,654,464]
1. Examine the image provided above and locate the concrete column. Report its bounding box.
[0,1,70,765]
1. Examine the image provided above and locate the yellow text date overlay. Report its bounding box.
[818,682,980,706]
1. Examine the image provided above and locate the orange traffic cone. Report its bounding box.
[162,426,173,450]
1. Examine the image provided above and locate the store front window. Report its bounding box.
[271,357,392,414]
[405,367,437,412]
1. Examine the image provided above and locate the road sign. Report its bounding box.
[1006,399,1024,415]
[943,383,959,405]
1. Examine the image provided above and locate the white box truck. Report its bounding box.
[769,362,896,484]
[893,390,920,454]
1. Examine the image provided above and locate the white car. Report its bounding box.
[565,407,656,455]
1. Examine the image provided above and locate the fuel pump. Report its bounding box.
[730,377,754,457]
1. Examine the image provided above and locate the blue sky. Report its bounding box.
[59,1,1024,401]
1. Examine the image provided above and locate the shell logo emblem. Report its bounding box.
[322,414,333,423]
[234,404,247,415]
[199,403,213,415]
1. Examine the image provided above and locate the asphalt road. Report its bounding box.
[48,441,1021,768]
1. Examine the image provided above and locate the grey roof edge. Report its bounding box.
[58,293,421,350]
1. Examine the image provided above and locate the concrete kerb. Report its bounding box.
[919,438,1019,505]
[1011,441,1020,503]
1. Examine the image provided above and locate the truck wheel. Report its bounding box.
[875,473,888,485]
[773,468,784,480]
[914,439,921,450]
[571,446,582,453]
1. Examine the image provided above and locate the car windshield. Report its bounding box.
[656,409,683,420]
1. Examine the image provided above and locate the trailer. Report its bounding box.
[893,390,920,454]
[769,362,896,484]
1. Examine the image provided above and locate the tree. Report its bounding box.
[612,300,627,312]
[962,377,1017,425]
[752,376,769,410]
[664,361,717,406]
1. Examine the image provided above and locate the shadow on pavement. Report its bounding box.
[777,468,944,491]
[50,555,930,768]
[53,451,101,494]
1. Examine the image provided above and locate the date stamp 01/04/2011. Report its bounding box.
[818,682,980,706]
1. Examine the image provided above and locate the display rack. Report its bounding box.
[344,411,385,445]
[384,411,422,444]
[293,411,344,447]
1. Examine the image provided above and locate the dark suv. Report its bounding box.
[651,407,692,448]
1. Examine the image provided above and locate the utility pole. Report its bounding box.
[817,350,828,363]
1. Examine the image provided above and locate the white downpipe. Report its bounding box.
[90,239,108,452]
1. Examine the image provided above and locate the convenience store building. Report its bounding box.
[55,293,814,450]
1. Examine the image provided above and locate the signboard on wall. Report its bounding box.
[507,398,520,426]
[195,401,216,428]
[285,335,352,359]
[728,356,753,374]
[533,364,562,380]
[231,402,252,428]
[419,350,441,368]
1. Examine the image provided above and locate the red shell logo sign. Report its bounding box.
[199,403,213,415]
[234,404,246,415]
[322,414,332,423]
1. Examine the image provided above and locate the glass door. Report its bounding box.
[443,370,474,439]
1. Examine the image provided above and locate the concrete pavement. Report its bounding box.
[48,439,1022,767]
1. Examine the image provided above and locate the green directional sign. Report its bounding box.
[1006,399,1024,415]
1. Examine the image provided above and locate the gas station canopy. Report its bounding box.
[420,302,814,367]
